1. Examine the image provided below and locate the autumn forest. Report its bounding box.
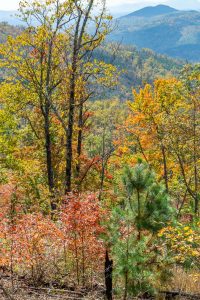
[0,1,199,299]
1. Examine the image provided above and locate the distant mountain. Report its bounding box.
[108,5,200,62]
[124,5,178,18]
[0,11,23,26]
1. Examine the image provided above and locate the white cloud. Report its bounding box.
[1,0,200,12]
[108,0,164,8]
[167,0,200,10]
[108,0,200,6]
[0,0,19,10]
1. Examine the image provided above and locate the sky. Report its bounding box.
[1,0,200,14]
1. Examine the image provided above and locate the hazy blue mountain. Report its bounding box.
[0,11,23,26]
[124,5,178,18]
[108,5,200,61]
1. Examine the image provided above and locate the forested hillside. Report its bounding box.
[0,22,183,99]
[0,1,199,300]
[0,22,21,43]
[95,44,183,98]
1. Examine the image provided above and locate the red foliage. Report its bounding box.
[0,192,105,285]
[61,193,105,284]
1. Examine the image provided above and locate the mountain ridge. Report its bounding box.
[0,10,22,26]
[122,5,178,18]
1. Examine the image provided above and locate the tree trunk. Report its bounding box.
[65,10,80,194]
[105,250,113,300]
[137,189,141,240]
[124,224,130,300]
[44,106,55,210]
[124,270,128,300]
[76,101,83,178]
[193,100,199,215]
[161,144,169,193]
[66,68,76,193]
[99,129,106,201]
[44,38,56,210]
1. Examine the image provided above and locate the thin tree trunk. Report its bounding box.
[65,9,80,194]
[193,100,199,215]
[44,108,55,210]
[161,144,169,193]
[99,129,106,200]
[44,38,56,209]
[66,69,76,193]
[124,271,128,300]
[74,231,80,285]
[124,224,130,300]
[105,250,113,300]
[45,113,54,191]
[137,136,149,164]
[76,101,83,178]
[176,152,198,213]
[81,231,85,286]
[177,188,188,218]
[137,189,141,241]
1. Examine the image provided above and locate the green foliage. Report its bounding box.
[94,43,183,98]
[107,162,174,298]
[122,162,173,233]
[122,163,154,194]
[143,183,174,232]
[112,232,156,296]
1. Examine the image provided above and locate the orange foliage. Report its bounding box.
[61,193,105,283]
[0,192,104,285]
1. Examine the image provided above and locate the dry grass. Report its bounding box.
[0,273,104,300]
[1,267,200,300]
[166,267,200,294]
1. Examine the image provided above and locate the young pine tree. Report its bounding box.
[110,161,174,299]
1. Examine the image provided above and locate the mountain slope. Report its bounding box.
[0,22,22,43]
[0,22,184,99]
[95,43,183,98]
[109,6,200,61]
